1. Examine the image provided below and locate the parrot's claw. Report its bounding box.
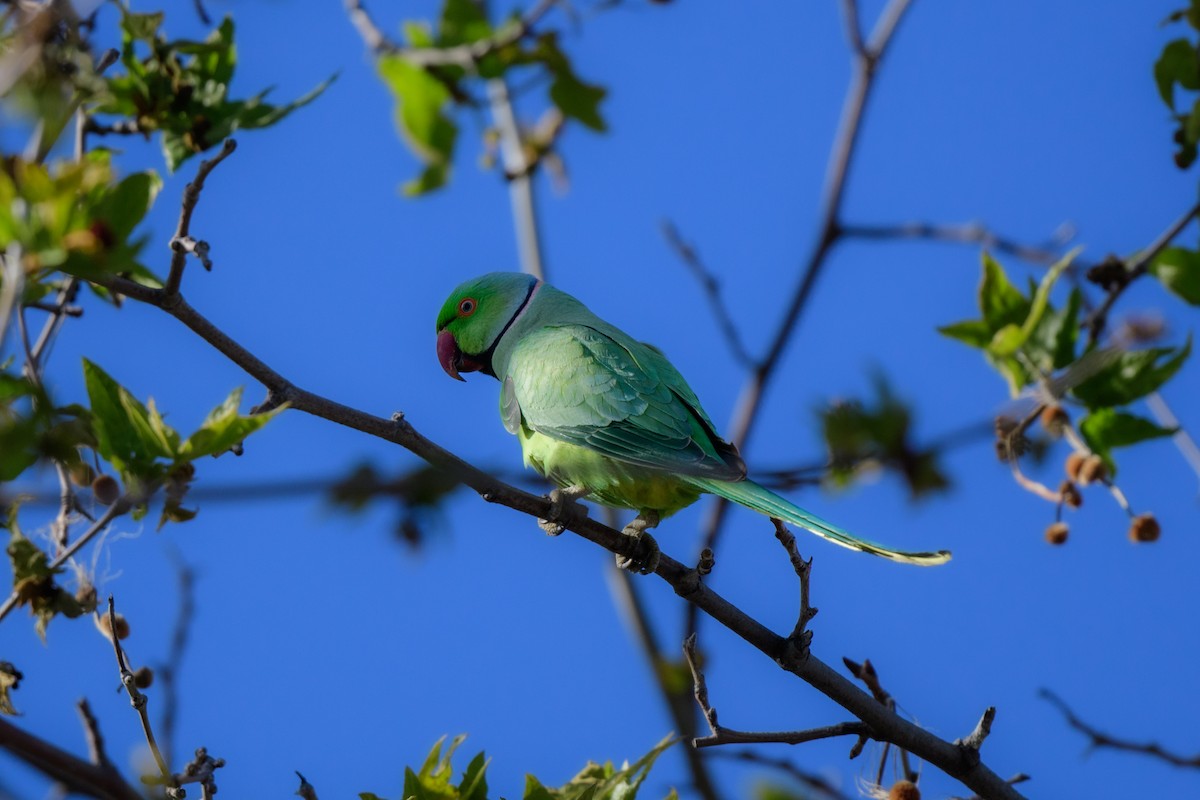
[616,512,660,575]
[538,485,589,536]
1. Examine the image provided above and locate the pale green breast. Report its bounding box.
[517,425,702,517]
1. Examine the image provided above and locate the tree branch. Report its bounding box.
[89,265,1025,797]
[1041,689,1200,769]
[840,220,1069,266]
[164,139,237,296]
[0,715,141,800]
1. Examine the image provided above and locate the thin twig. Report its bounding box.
[708,750,855,800]
[840,220,1068,266]
[771,520,817,653]
[157,549,196,768]
[164,139,237,296]
[661,220,752,367]
[684,633,867,748]
[75,698,113,770]
[487,77,546,280]
[1041,689,1200,769]
[106,597,173,789]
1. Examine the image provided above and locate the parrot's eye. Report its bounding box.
[458,298,477,316]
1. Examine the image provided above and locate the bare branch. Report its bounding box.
[158,549,196,768]
[840,220,1068,266]
[950,774,1033,800]
[105,597,173,789]
[75,698,113,770]
[684,633,868,749]
[0,715,141,800]
[164,139,237,296]
[708,750,855,800]
[771,520,817,653]
[1042,689,1200,769]
[487,77,546,280]
[661,220,753,367]
[839,0,867,59]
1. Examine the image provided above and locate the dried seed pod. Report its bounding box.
[1040,404,1069,437]
[888,780,921,800]
[91,474,120,505]
[133,666,154,689]
[1129,513,1161,543]
[1077,455,1107,487]
[1058,481,1082,509]
[96,612,130,641]
[1045,521,1069,545]
[1065,452,1086,482]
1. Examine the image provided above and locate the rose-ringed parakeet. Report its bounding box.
[436,272,951,573]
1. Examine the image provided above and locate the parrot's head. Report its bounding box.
[436,272,540,381]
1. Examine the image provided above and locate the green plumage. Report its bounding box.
[436,272,950,566]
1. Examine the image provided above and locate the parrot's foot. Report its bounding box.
[616,512,661,575]
[538,485,590,536]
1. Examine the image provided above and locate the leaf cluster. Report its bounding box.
[819,375,949,499]
[82,359,279,526]
[95,10,333,171]
[376,0,606,194]
[940,252,1182,476]
[360,734,676,800]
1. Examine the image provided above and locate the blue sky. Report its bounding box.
[3,1,1198,799]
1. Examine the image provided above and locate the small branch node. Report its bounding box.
[955,706,996,753]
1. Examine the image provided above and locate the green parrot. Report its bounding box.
[436,272,950,573]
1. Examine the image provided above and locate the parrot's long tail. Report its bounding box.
[692,478,951,566]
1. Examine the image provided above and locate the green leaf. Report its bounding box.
[440,0,493,46]
[5,519,90,641]
[1080,409,1177,477]
[1072,336,1193,408]
[978,251,1029,331]
[93,171,162,240]
[534,34,607,132]
[179,387,278,460]
[377,55,458,195]
[1149,246,1200,304]
[937,319,993,348]
[83,358,174,474]
[986,248,1076,357]
[459,751,490,800]
[1155,38,1200,109]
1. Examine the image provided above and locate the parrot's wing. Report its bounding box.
[506,324,745,479]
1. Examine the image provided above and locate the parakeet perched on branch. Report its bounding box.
[436,272,950,573]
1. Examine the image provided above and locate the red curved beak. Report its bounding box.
[437,329,465,381]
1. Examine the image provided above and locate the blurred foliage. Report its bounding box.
[330,461,461,549]
[0,154,162,293]
[818,375,949,499]
[360,733,676,800]
[374,0,607,194]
